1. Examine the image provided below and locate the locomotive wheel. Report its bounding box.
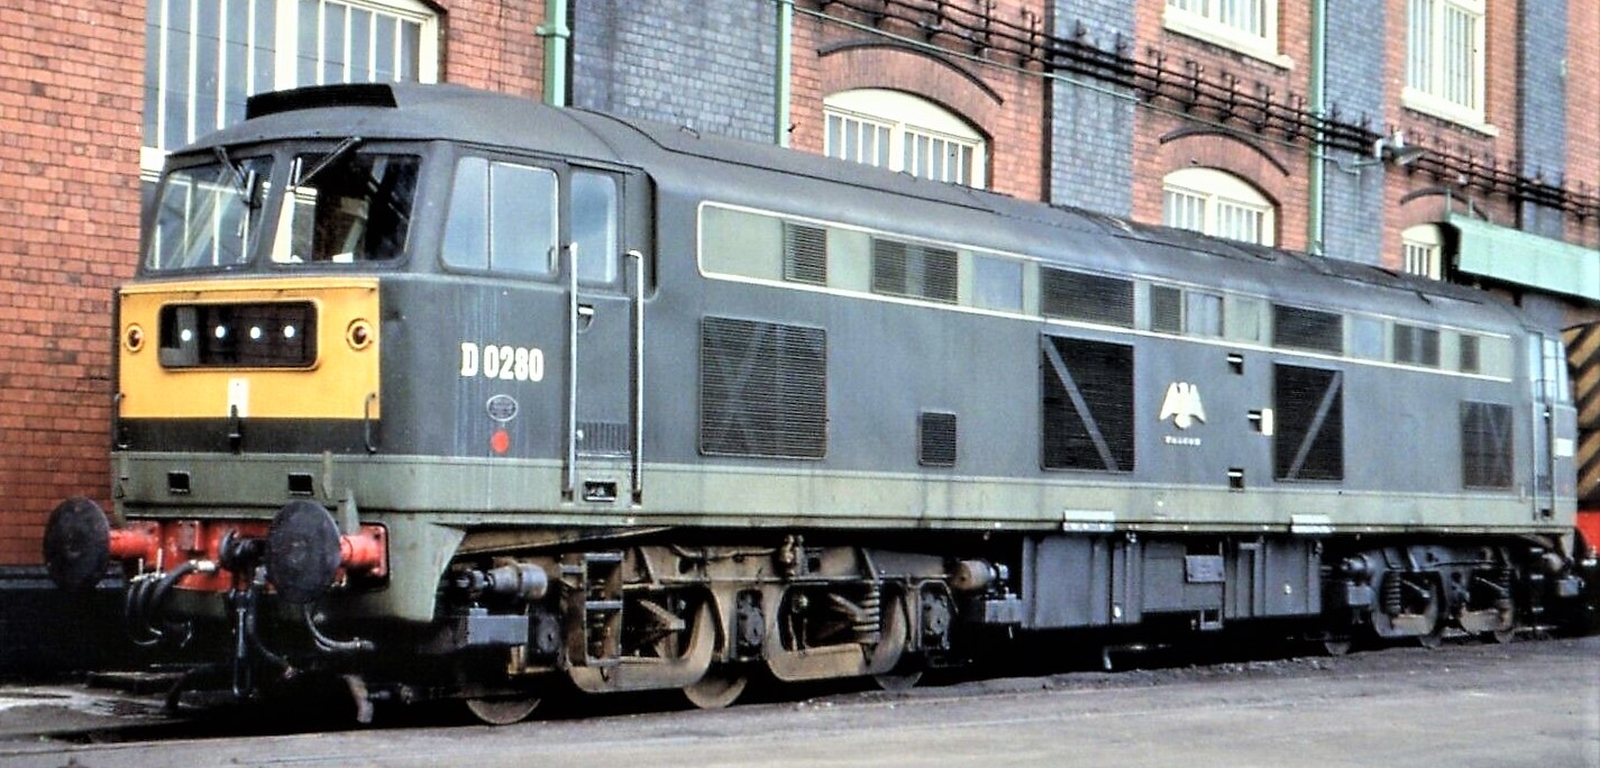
[1484,595,1517,644]
[682,664,748,710]
[868,594,921,691]
[1414,583,1446,649]
[463,695,541,726]
[872,669,923,692]
[1320,637,1354,657]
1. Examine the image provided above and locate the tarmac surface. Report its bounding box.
[0,634,1595,767]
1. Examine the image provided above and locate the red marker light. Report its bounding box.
[491,429,511,454]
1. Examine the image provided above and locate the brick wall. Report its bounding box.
[1321,0,1390,265]
[1049,0,1136,216]
[1568,2,1600,250]
[442,0,545,97]
[1387,0,1520,262]
[0,0,143,565]
[572,0,777,143]
[1516,0,1567,240]
[1130,2,1312,252]
[789,1,1047,202]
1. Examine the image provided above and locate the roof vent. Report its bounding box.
[247,83,398,120]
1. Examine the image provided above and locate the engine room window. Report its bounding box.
[972,255,1022,312]
[442,157,557,276]
[147,156,274,271]
[700,205,781,280]
[1350,317,1385,360]
[1187,292,1224,337]
[275,151,419,264]
[1225,296,1264,342]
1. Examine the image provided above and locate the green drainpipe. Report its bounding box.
[539,0,571,107]
[776,0,794,147]
[1307,0,1327,256]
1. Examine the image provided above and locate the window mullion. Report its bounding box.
[186,0,202,146]
[274,0,296,89]
[155,0,170,152]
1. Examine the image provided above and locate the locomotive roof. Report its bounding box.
[211,83,1511,322]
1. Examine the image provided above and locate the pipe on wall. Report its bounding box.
[1307,0,1327,256]
[776,0,794,147]
[539,0,571,107]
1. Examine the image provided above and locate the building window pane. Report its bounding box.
[144,0,439,176]
[1164,0,1281,64]
[823,89,987,189]
[1401,223,1443,280]
[1405,0,1485,123]
[1162,168,1275,247]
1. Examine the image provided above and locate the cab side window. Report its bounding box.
[442,157,558,276]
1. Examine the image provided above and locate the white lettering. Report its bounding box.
[459,342,545,383]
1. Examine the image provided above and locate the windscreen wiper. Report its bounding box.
[213,146,259,209]
[294,136,365,186]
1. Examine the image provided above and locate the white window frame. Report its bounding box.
[1162,168,1276,247]
[824,89,987,189]
[1163,0,1291,69]
[143,0,439,178]
[1404,0,1494,134]
[1401,224,1444,280]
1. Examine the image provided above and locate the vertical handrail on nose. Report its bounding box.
[628,249,645,503]
[565,242,580,501]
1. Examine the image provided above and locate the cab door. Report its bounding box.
[562,168,642,503]
[1531,332,1577,521]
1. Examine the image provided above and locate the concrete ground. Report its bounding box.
[0,635,1595,768]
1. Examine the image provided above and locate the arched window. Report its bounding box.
[1161,168,1276,246]
[823,89,987,188]
[1401,224,1444,279]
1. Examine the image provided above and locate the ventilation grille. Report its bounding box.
[1041,336,1135,472]
[919,412,958,467]
[872,239,958,303]
[1150,285,1182,333]
[1041,268,1134,327]
[1273,364,1344,481]
[1272,304,1343,354]
[578,420,631,457]
[700,316,827,459]
[1461,401,1514,488]
[783,222,828,285]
